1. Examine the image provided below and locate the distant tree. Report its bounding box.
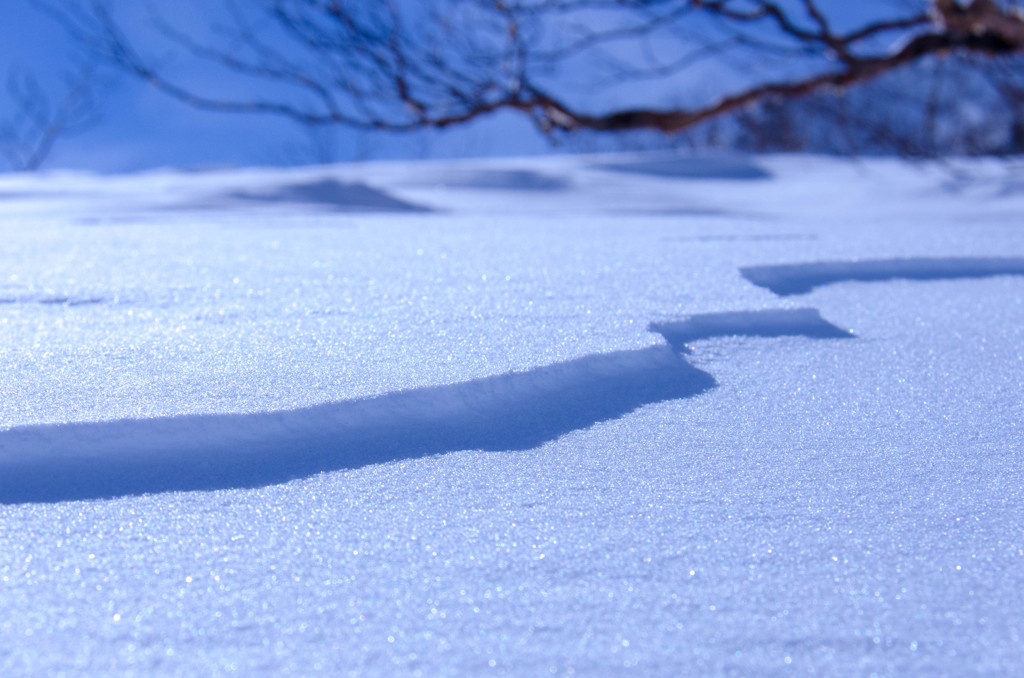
[725,52,1024,156]
[32,0,1024,155]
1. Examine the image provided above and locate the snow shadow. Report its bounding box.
[612,208,730,217]
[651,308,854,354]
[436,169,570,191]
[670,234,816,243]
[0,293,106,306]
[595,156,771,180]
[0,347,714,504]
[211,178,429,212]
[0,191,37,200]
[741,257,1024,296]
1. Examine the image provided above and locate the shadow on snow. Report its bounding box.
[434,169,570,192]
[177,178,431,213]
[741,257,1024,296]
[594,156,771,181]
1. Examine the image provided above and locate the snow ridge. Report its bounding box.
[651,308,853,354]
[0,346,713,503]
[741,257,1024,296]
[0,306,859,504]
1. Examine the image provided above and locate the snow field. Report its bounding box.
[1,153,1023,676]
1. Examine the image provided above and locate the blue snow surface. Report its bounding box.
[1,153,1023,676]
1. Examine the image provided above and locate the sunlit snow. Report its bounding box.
[1,153,1023,676]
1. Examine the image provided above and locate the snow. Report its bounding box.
[1,153,1023,676]
[741,257,1024,296]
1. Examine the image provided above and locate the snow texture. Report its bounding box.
[1,153,1023,676]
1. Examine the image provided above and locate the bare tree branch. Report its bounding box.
[0,60,104,171]
[30,0,1024,151]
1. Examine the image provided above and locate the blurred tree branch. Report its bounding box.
[0,60,104,171]
[30,0,1024,151]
